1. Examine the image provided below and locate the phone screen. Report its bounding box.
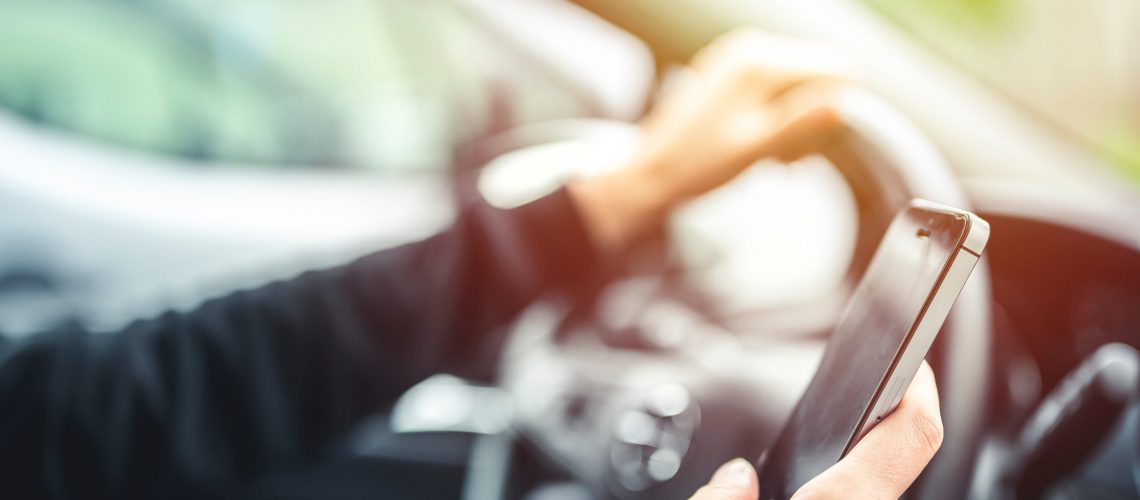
[758,207,968,498]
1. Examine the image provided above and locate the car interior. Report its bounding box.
[1,0,1138,499]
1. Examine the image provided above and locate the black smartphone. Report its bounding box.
[757,199,989,499]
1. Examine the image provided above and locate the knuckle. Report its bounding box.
[707,55,769,90]
[738,60,771,82]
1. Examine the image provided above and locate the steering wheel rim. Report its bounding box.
[471,89,991,499]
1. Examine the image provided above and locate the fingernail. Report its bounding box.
[712,458,754,487]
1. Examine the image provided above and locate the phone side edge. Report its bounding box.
[847,246,981,450]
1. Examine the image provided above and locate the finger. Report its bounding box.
[689,458,760,500]
[792,361,943,500]
[751,81,848,162]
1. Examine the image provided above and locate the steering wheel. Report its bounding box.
[469,89,992,500]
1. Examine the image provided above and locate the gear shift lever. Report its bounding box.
[1009,343,1139,499]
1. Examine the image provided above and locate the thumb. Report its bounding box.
[792,362,943,499]
[689,458,760,500]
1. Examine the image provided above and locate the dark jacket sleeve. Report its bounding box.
[0,189,599,499]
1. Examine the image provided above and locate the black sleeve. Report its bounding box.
[0,189,600,499]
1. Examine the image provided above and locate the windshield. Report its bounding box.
[0,1,641,171]
[861,0,1140,182]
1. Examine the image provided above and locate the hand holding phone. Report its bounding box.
[757,200,989,499]
[690,365,943,500]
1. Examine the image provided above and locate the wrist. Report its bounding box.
[620,155,679,214]
[625,148,690,210]
[567,162,674,256]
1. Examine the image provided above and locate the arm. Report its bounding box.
[0,189,600,498]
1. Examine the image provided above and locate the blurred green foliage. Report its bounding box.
[1103,128,1140,183]
[863,0,1012,31]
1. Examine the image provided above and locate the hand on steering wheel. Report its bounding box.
[690,363,943,500]
[568,28,857,256]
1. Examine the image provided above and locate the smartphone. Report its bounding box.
[757,199,989,499]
